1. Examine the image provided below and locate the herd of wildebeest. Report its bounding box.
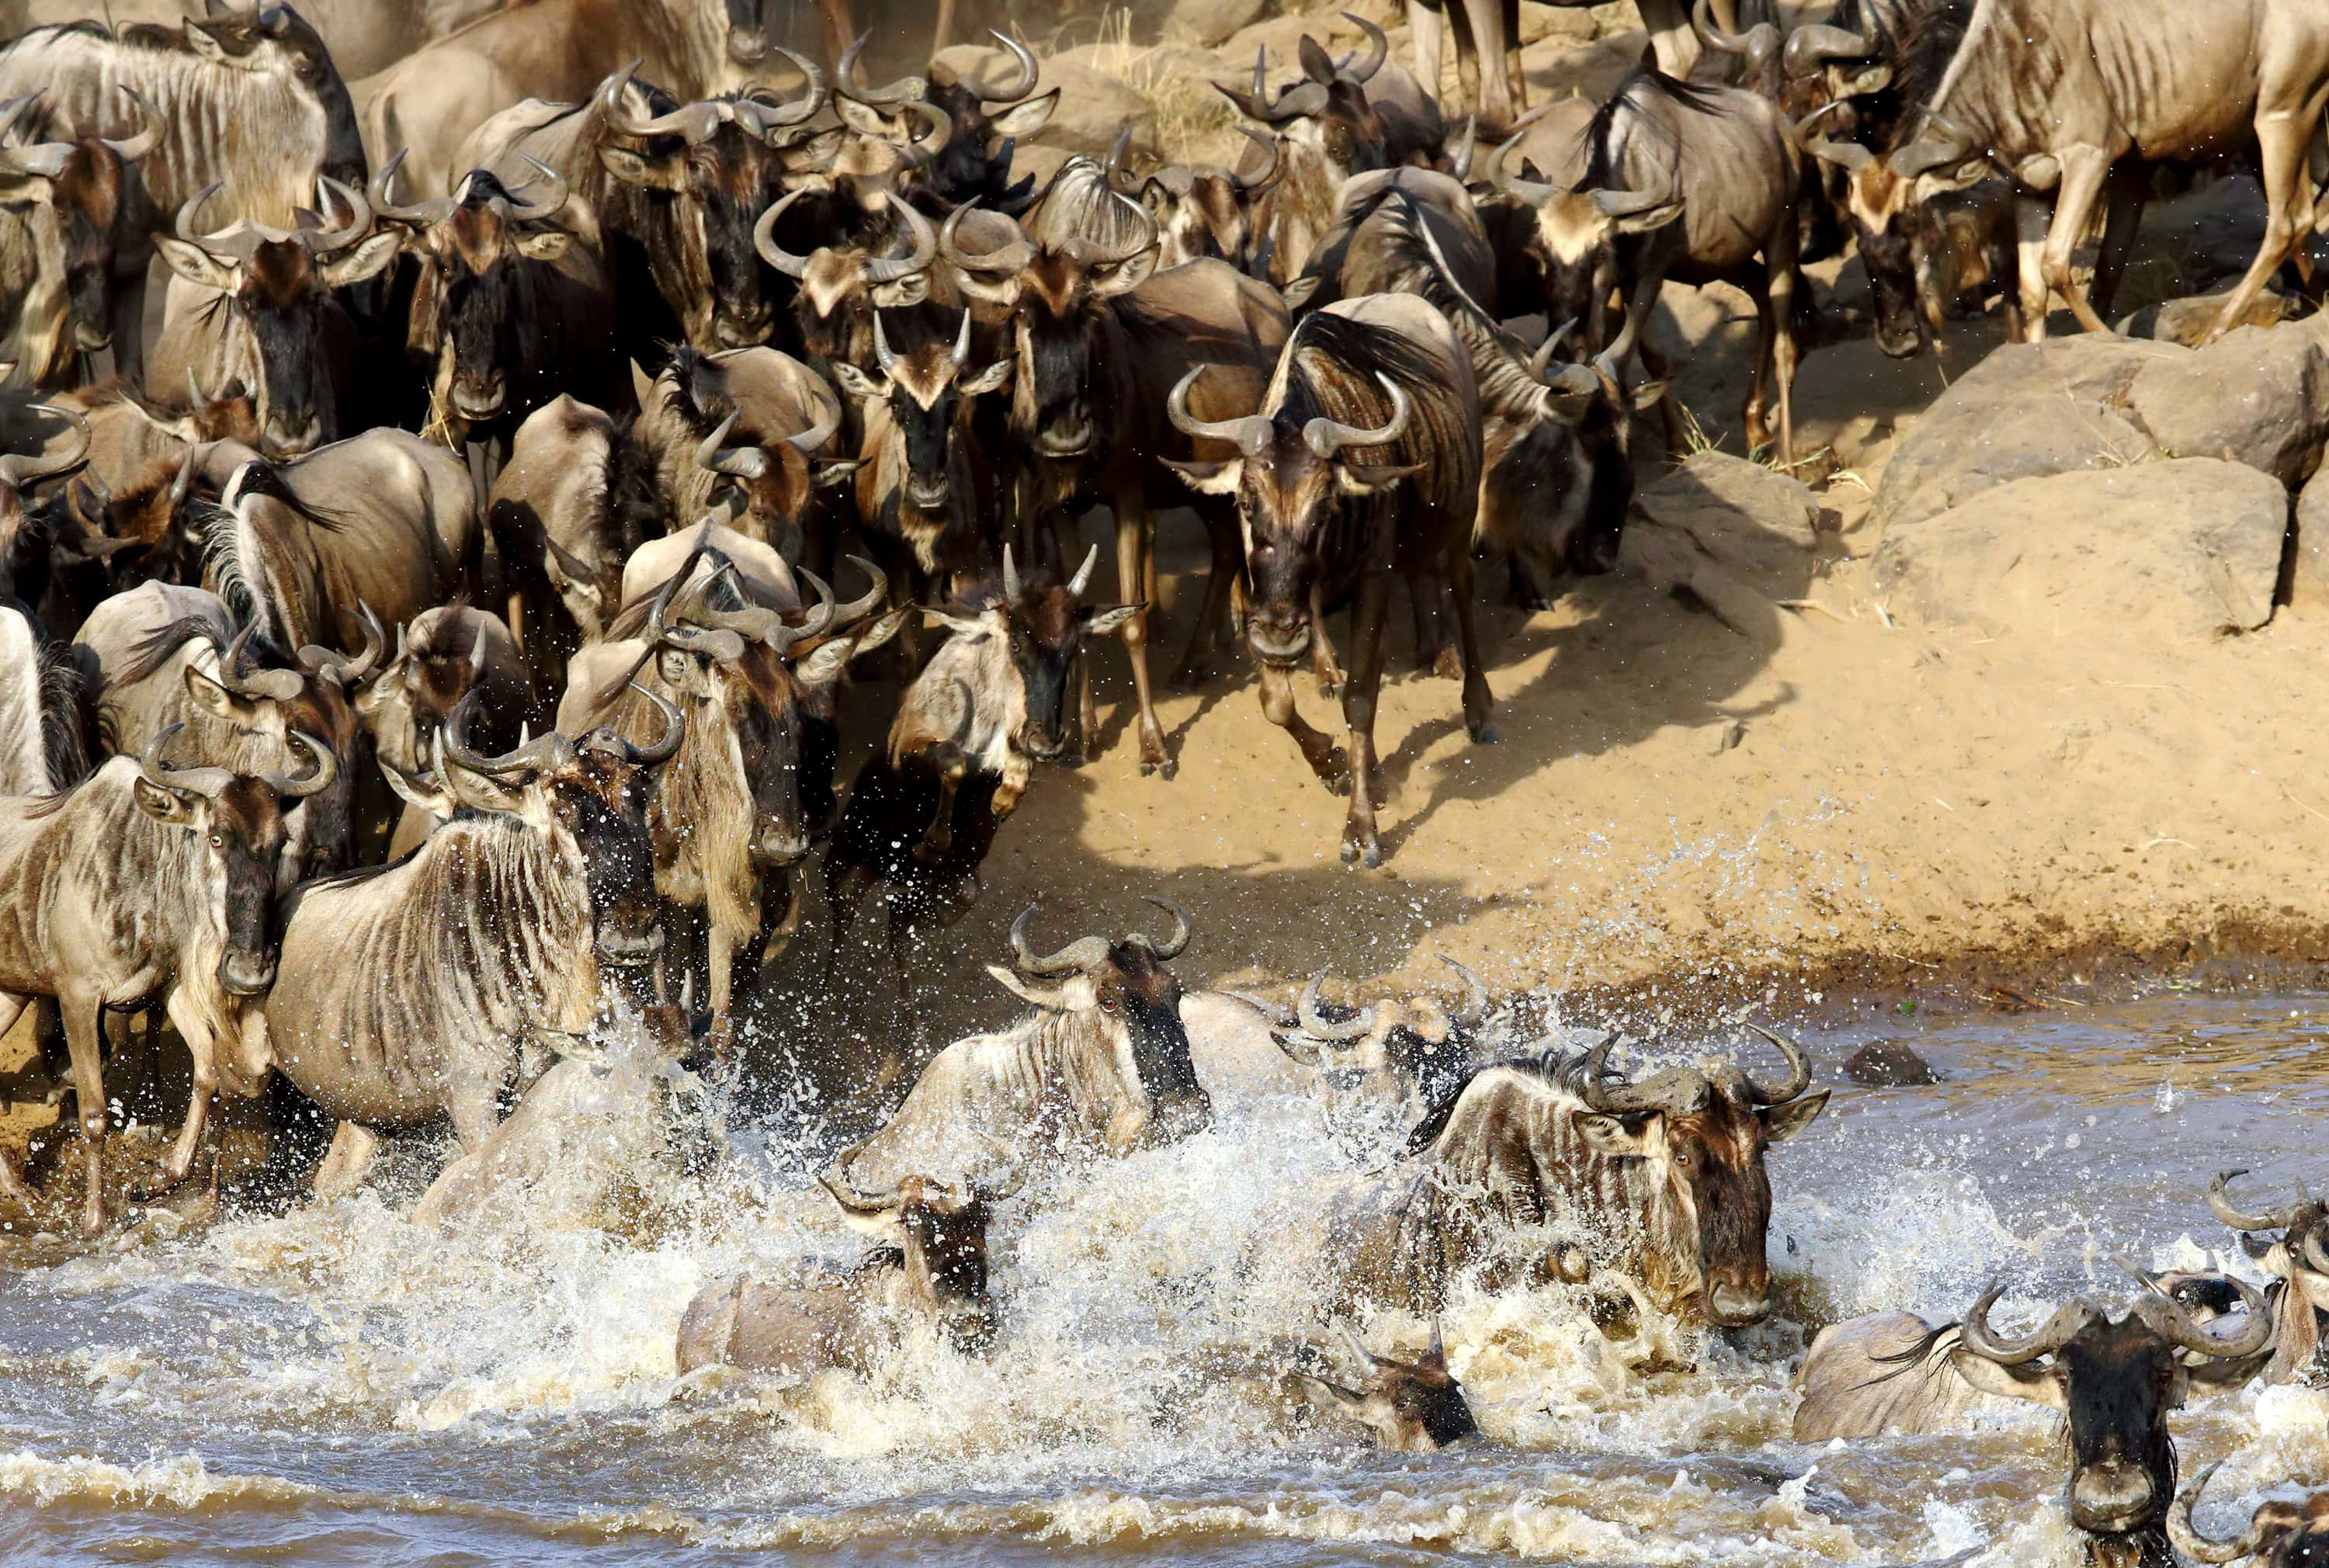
[0,0,2322,1558]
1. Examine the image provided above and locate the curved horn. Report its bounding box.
[835,30,927,107]
[217,620,303,702]
[968,27,1040,105]
[168,439,201,506]
[1339,1320,1382,1370]
[939,199,1033,277]
[101,85,164,163]
[2143,1276,2275,1359]
[174,181,227,244]
[0,404,90,488]
[1784,22,1874,78]
[369,147,451,226]
[1484,110,1560,206]
[752,187,813,278]
[1529,317,1579,379]
[1595,184,1678,220]
[1008,904,1115,977]
[260,729,337,798]
[1166,365,1272,456]
[2207,1170,2304,1233]
[863,195,936,283]
[1001,541,1020,602]
[441,688,567,776]
[1133,896,1192,960]
[783,395,842,458]
[1439,956,1488,1026]
[817,1171,902,1215]
[138,723,234,800]
[619,681,685,764]
[304,175,373,252]
[1337,12,1388,82]
[1217,44,1322,126]
[2300,1221,2329,1276]
[773,567,836,650]
[1105,124,1135,190]
[1066,542,1099,597]
[1890,109,1976,179]
[296,601,386,684]
[1692,0,1758,57]
[755,46,829,129]
[1302,373,1408,460]
[827,554,887,626]
[506,153,570,220]
[1958,1283,2088,1364]
[1298,970,1376,1041]
[2167,1464,2263,1566]
[1741,1023,1811,1105]
[186,367,213,415]
[872,311,904,378]
[694,410,766,480]
[949,305,971,369]
[1230,126,1284,196]
[599,59,712,140]
[890,101,953,170]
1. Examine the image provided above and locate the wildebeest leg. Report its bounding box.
[2013,193,2052,342]
[60,995,107,1234]
[915,742,968,862]
[444,1056,504,1155]
[154,988,221,1188]
[1765,219,1800,469]
[932,0,958,52]
[0,994,31,1212]
[1739,266,1775,458]
[1174,510,1244,686]
[2039,147,2118,335]
[1410,0,1447,101]
[706,914,741,1060]
[1634,333,1687,460]
[1339,573,1394,867]
[2204,109,2322,345]
[1467,0,1515,129]
[1115,487,1172,777]
[2091,166,2147,321]
[1501,0,1526,121]
[1310,582,1345,696]
[1258,663,1348,793]
[1410,571,1459,679]
[1449,546,1498,742]
[311,1121,380,1201]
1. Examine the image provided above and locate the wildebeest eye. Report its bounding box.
[1099,994,1117,1013]
[208,832,224,848]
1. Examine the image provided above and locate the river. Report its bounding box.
[1,989,2323,1566]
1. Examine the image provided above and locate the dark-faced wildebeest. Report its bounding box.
[1293,1320,1478,1452]
[0,88,162,387]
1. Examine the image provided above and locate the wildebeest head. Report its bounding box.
[370,156,575,439]
[1161,326,1420,667]
[0,89,161,377]
[818,1168,1019,1354]
[595,57,829,351]
[987,900,1212,1150]
[1297,1320,1477,1452]
[1566,1028,1830,1327]
[831,310,1010,510]
[1218,21,1394,178]
[182,614,377,883]
[755,188,937,369]
[0,404,90,604]
[54,390,252,594]
[431,685,683,969]
[942,199,1158,460]
[832,29,1052,210]
[154,181,398,456]
[657,348,861,550]
[1948,1282,2272,1563]
[1271,957,1490,1119]
[2172,1466,2329,1568]
[131,720,333,994]
[2202,1170,2329,1385]
[1799,123,1929,359]
[1485,128,1682,353]
[352,605,528,779]
[180,2,364,190]
[1137,128,1284,273]
[923,543,1137,764]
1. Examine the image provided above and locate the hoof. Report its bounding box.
[1340,838,1383,869]
[1473,720,1501,744]
[1431,648,1463,681]
[1317,678,1340,698]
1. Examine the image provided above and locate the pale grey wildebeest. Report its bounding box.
[258,689,680,1196]
[0,723,335,1232]
[1335,1027,1827,1327]
[826,901,1213,1195]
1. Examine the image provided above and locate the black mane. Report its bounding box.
[1582,65,1723,190]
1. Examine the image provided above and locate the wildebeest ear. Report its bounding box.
[1333,462,1422,496]
[958,359,1012,397]
[154,236,238,293]
[598,146,685,191]
[131,776,197,825]
[813,457,865,488]
[1094,247,1158,297]
[1628,379,1669,413]
[380,761,456,819]
[1080,603,1140,639]
[1760,1088,1830,1143]
[1161,456,1241,495]
[830,363,886,404]
[922,608,988,637]
[182,661,260,724]
[515,228,574,262]
[986,89,1059,140]
[1570,1108,1654,1157]
[321,231,403,290]
[1281,274,1322,311]
[181,19,231,61]
[871,272,930,309]
[832,96,897,139]
[1297,35,1337,85]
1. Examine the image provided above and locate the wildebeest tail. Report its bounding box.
[1868,1318,1960,1382]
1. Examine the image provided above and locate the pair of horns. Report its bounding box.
[1577,1024,1811,1113]
[0,87,161,179]
[1008,897,1192,977]
[140,721,335,800]
[1291,956,1490,1042]
[1167,364,1411,461]
[370,149,567,228]
[599,55,827,144]
[1957,1278,2273,1365]
[172,175,373,262]
[838,27,1039,109]
[755,186,936,283]
[0,403,89,489]
[996,542,1098,603]
[442,682,681,778]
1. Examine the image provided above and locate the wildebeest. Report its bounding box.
[836,28,1057,211]
[368,155,626,446]
[0,598,92,796]
[636,344,857,558]
[1344,1027,1828,1324]
[148,182,401,456]
[0,724,334,1231]
[2172,1466,2329,1568]
[1165,295,1491,867]
[828,901,1211,1192]
[260,692,679,1175]
[824,546,1136,1058]
[0,89,161,387]
[0,401,91,611]
[675,1169,1014,1375]
[74,585,373,884]
[752,185,939,373]
[352,603,534,854]
[1293,1320,1477,1452]
[1263,958,1493,1133]
[1800,1282,2272,1568]
[0,6,369,375]
[559,536,890,1046]
[2202,1169,2329,1386]
[208,428,483,650]
[1133,127,1283,274]
[1411,0,1750,112]
[47,373,259,525]
[1886,0,2329,347]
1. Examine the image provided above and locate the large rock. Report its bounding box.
[2125,322,2329,489]
[1023,47,1162,162]
[1166,0,1272,47]
[1635,451,1824,562]
[2116,289,2293,347]
[2291,467,2329,611]
[1871,459,2291,642]
[1871,335,2178,535]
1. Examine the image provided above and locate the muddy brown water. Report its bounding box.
[0,990,2323,1566]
